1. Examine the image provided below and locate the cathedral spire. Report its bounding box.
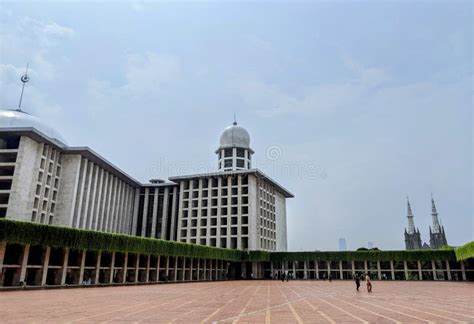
[431,193,441,233]
[406,196,416,234]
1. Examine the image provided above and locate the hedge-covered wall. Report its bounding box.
[0,219,464,263]
[0,219,243,261]
[270,250,457,262]
[455,241,474,261]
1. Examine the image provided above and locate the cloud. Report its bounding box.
[85,52,181,110]
[1,14,74,81]
[230,58,390,118]
[0,14,73,116]
[124,52,180,97]
[42,21,75,38]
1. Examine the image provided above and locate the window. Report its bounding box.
[224,148,233,158]
[236,159,245,168]
[237,148,245,157]
[224,159,233,168]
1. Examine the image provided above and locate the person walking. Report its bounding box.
[365,273,372,293]
[281,272,286,282]
[354,274,360,292]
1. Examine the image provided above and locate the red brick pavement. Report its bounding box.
[0,280,473,323]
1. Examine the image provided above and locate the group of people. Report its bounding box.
[354,273,372,293]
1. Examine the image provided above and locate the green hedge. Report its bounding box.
[0,219,464,263]
[270,249,456,262]
[0,219,242,261]
[455,241,474,261]
[243,250,272,262]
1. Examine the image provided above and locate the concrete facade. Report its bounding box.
[168,170,291,251]
[0,112,292,251]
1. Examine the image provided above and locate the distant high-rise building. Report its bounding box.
[338,238,346,251]
[429,195,448,249]
[368,241,374,249]
[404,197,422,250]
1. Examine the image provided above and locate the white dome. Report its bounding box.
[219,122,251,150]
[0,109,67,145]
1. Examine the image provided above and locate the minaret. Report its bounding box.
[429,195,448,249]
[404,197,422,250]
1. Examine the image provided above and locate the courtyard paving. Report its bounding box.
[0,280,473,323]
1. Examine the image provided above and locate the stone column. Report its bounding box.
[41,246,51,286]
[109,252,115,284]
[446,260,452,281]
[351,260,355,276]
[364,260,368,274]
[78,250,86,284]
[417,261,422,280]
[134,254,140,283]
[181,257,186,281]
[209,259,213,280]
[390,260,395,280]
[315,261,319,279]
[19,244,30,284]
[203,259,207,280]
[377,261,381,280]
[270,261,274,278]
[303,261,307,279]
[339,261,343,280]
[61,248,69,285]
[0,241,6,276]
[293,261,296,279]
[403,261,408,280]
[215,259,218,280]
[173,256,178,281]
[122,253,128,283]
[460,262,466,281]
[197,258,200,280]
[156,255,160,282]
[150,188,159,238]
[146,254,150,283]
[326,261,330,279]
[95,252,101,284]
[431,260,437,280]
[165,256,170,280]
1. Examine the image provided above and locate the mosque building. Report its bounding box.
[0,108,292,252]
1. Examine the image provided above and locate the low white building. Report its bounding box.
[0,108,293,251]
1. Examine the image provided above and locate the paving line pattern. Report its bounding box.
[1,280,473,323]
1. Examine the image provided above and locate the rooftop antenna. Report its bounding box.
[18,63,30,112]
[233,113,237,125]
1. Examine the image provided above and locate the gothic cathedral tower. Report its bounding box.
[429,195,448,249]
[404,197,422,250]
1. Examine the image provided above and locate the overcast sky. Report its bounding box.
[0,1,472,251]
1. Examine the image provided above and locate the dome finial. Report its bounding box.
[18,63,30,112]
[233,113,237,125]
